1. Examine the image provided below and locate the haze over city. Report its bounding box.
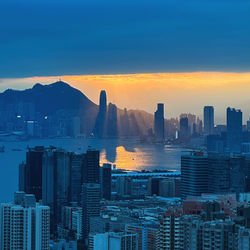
[1,0,250,249]
[1,72,250,123]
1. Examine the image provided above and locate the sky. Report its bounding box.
[0,0,249,122]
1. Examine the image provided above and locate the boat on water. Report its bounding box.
[12,148,22,152]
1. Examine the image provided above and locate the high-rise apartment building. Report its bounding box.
[88,232,138,250]
[0,192,50,250]
[181,215,202,250]
[202,220,238,249]
[158,208,182,250]
[126,224,159,250]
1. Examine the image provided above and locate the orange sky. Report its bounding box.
[1,72,250,123]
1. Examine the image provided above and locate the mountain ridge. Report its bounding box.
[0,81,154,136]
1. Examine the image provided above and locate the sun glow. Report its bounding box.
[1,72,250,123]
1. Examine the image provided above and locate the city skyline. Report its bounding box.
[1,72,250,123]
[1,0,250,248]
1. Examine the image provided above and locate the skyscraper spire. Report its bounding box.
[93,90,107,138]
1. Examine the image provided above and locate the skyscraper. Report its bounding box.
[100,163,112,200]
[181,152,209,199]
[41,148,72,232]
[53,150,71,225]
[226,107,242,153]
[179,117,189,142]
[81,149,101,243]
[208,153,230,194]
[94,90,107,138]
[25,146,45,201]
[70,153,85,203]
[154,103,165,142]
[158,209,182,250]
[0,192,50,250]
[204,106,214,135]
[82,183,101,241]
[106,103,118,138]
[83,149,100,184]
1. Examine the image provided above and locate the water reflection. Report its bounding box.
[0,138,183,201]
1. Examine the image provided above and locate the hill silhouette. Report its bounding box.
[0,81,153,136]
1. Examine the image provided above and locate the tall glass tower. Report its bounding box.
[204,106,214,135]
[154,103,165,142]
[226,107,242,153]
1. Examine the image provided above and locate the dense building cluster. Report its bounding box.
[3,100,250,249]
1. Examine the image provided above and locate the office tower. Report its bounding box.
[42,148,55,208]
[181,152,209,199]
[226,107,242,153]
[41,147,100,235]
[154,103,165,142]
[81,183,101,241]
[206,134,224,153]
[94,90,107,138]
[192,122,197,136]
[244,155,250,192]
[159,178,176,198]
[100,163,112,200]
[204,106,214,135]
[0,192,50,250]
[106,103,118,138]
[70,154,85,203]
[228,155,246,194]
[54,150,71,225]
[208,153,230,194]
[83,149,100,184]
[208,153,246,195]
[42,148,72,231]
[179,117,189,142]
[208,153,246,194]
[25,146,45,201]
[247,119,250,131]
[148,177,163,196]
[198,120,203,135]
[120,108,130,137]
